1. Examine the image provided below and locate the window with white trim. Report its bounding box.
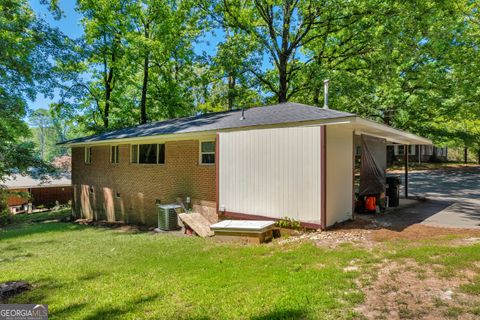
[131,144,165,164]
[111,145,119,164]
[84,147,92,164]
[394,145,416,156]
[200,141,215,164]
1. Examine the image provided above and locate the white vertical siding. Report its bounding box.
[326,125,354,226]
[219,126,322,223]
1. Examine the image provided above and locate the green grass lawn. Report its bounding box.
[1,216,479,319]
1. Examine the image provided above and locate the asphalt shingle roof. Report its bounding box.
[4,174,71,189]
[60,102,355,145]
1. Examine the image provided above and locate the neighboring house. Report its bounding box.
[4,174,72,209]
[60,103,430,229]
[391,145,448,162]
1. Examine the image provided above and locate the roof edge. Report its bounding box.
[60,116,356,147]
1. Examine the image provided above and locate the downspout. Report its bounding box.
[215,133,220,214]
[320,79,329,229]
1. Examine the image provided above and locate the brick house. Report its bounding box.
[5,174,72,210]
[61,103,431,229]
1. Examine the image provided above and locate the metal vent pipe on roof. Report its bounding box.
[240,108,245,120]
[323,79,329,109]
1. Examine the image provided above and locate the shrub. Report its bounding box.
[275,217,301,230]
[0,191,12,226]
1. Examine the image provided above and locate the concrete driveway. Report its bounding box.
[377,166,480,229]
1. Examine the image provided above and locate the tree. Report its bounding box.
[125,0,205,123]
[0,0,64,180]
[198,30,263,111]
[30,109,53,161]
[0,0,64,223]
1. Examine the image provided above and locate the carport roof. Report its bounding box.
[4,174,71,189]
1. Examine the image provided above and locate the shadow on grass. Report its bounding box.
[250,309,309,320]
[76,271,108,282]
[83,293,162,320]
[52,302,88,319]
[0,222,86,241]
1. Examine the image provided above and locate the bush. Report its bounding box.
[0,193,12,226]
[275,217,301,230]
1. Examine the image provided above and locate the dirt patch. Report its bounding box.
[332,218,480,242]
[278,220,480,249]
[355,260,480,319]
[74,219,149,233]
[370,224,480,242]
[278,229,373,248]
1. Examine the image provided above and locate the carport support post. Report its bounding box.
[404,144,409,199]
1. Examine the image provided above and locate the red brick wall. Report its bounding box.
[6,188,29,206]
[71,140,216,225]
[31,186,72,206]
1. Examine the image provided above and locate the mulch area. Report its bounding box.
[371,224,480,242]
[74,219,150,233]
[331,218,480,242]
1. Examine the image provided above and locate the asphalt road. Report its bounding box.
[381,167,480,229]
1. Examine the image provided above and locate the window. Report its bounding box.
[131,144,165,164]
[111,145,119,164]
[409,145,416,156]
[200,141,215,164]
[131,145,138,163]
[395,145,415,156]
[85,147,92,164]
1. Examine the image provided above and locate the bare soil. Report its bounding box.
[355,260,480,320]
[280,221,480,319]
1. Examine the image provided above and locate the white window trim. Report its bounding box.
[199,140,216,165]
[130,143,165,165]
[84,146,92,164]
[110,145,119,164]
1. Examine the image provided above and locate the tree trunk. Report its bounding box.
[102,44,115,129]
[227,73,236,110]
[313,84,321,106]
[140,24,150,124]
[140,54,149,124]
[278,58,288,103]
[464,147,468,164]
[39,128,45,160]
[104,84,111,129]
